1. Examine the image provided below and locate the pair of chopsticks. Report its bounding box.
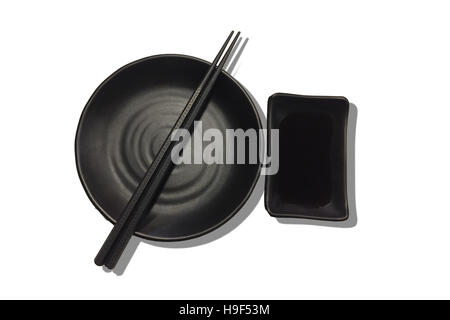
[95,31,241,269]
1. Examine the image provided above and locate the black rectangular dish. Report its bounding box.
[265,93,349,221]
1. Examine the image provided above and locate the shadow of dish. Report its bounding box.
[276,102,358,228]
[106,39,265,275]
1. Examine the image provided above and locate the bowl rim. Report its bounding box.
[75,53,262,241]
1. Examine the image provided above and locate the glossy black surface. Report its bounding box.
[76,54,261,241]
[265,93,349,220]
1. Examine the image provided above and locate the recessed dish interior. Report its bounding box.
[265,93,349,220]
[279,113,333,207]
[76,55,261,240]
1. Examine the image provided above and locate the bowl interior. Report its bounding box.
[76,55,261,240]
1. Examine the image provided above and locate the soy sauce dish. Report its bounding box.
[265,93,350,221]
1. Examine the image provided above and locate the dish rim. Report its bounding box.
[264,92,349,221]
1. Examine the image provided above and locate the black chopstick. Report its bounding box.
[95,31,241,269]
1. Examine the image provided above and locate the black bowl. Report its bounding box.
[76,54,261,241]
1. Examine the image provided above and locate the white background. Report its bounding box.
[1,0,449,299]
